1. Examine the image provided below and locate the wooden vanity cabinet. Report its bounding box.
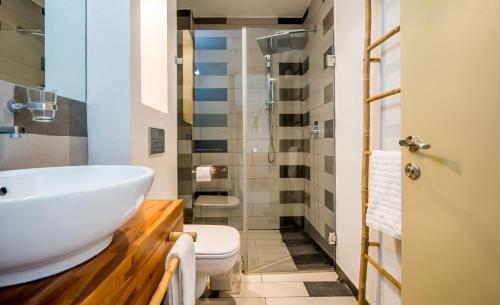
[0,200,184,305]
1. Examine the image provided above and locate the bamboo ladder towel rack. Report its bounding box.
[149,232,198,305]
[358,1,402,304]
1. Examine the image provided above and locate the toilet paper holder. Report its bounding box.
[192,166,227,175]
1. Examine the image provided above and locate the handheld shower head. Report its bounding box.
[256,27,319,164]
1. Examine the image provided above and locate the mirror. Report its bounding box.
[0,0,87,102]
[180,30,193,125]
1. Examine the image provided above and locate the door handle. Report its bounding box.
[399,136,431,152]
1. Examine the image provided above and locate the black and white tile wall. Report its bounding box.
[191,30,245,226]
[245,27,311,231]
[0,80,88,170]
[177,32,195,222]
[177,0,335,261]
[303,0,336,259]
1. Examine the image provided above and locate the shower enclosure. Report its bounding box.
[177,17,335,274]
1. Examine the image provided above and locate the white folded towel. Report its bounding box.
[366,150,402,239]
[164,234,196,305]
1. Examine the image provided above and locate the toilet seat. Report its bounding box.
[184,225,240,259]
[184,224,241,299]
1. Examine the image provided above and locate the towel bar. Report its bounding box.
[365,254,401,289]
[148,232,197,305]
[358,2,402,304]
[168,231,197,242]
[149,256,179,305]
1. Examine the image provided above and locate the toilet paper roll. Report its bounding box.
[196,166,212,182]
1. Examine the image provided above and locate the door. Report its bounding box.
[401,1,500,305]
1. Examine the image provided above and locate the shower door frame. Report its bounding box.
[241,27,249,273]
[240,26,336,274]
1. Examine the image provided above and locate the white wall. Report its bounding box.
[335,0,401,304]
[335,0,364,294]
[87,0,132,165]
[140,0,169,113]
[87,0,178,198]
[130,0,178,198]
[45,0,87,101]
[373,1,402,305]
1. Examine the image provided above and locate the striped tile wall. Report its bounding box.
[177,30,194,222]
[191,7,310,28]
[268,33,310,230]
[177,10,193,30]
[177,6,335,248]
[191,30,244,227]
[190,28,312,230]
[302,0,336,260]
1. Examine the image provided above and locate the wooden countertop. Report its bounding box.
[0,200,184,305]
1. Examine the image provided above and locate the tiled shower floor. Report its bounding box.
[199,271,356,305]
[245,229,334,273]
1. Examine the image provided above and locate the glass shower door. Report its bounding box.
[242,27,306,273]
[242,25,336,273]
[179,28,246,267]
[180,24,335,274]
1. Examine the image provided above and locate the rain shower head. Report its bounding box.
[256,27,318,56]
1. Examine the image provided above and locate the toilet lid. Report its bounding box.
[184,225,240,259]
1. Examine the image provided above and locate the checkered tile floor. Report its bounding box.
[245,229,334,273]
[198,271,356,305]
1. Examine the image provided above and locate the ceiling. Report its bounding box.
[177,0,311,18]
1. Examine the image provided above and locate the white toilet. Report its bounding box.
[184,224,240,298]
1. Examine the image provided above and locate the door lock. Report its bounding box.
[404,163,421,180]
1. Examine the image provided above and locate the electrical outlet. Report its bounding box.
[326,54,336,67]
[328,232,337,245]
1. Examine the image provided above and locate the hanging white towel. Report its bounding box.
[366,150,402,239]
[164,234,196,305]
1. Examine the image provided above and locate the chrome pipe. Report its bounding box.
[0,126,25,139]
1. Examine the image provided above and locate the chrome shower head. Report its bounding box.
[256,27,318,56]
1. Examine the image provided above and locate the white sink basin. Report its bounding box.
[0,165,154,287]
